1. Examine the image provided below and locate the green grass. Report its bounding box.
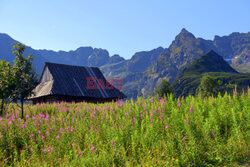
[173,72,250,97]
[0,91,249,166]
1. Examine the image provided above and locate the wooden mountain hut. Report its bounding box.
[28,62,126,104]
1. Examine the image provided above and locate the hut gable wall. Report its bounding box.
[40,66,53,83]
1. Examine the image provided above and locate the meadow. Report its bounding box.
[0,91,249,166]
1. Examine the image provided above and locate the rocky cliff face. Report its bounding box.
[213,32,250,66]
[136,30,249,98]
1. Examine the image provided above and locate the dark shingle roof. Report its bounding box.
[29,62,126,99]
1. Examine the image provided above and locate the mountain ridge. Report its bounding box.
[136,30,249,98]
[0,29,249,99]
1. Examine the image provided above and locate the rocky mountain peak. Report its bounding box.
[169,28,197,50]
[108,54,125,64]
[177,28,196,39]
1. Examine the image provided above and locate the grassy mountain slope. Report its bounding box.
[173,50,250,97]
[178,50,238,76]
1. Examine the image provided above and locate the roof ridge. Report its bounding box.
[45,62,98,68]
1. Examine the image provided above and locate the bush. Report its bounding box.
[154,78,174,98]
[197,74,219,97]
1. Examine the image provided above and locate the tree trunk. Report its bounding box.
[0,99,4,116]
[0,91,4,116]
[21,99,24,119]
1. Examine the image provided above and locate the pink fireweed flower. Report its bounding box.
[46,131,50,135]
[79,151,82,155]
[32,116,36,120]
[165,125,169,130]
[26,114,30,119]
[22,123,27,128]
[185,120,189,124]
[38,113,45,118]
[48,146,53,152]
[178,102,181,107]
[152,99,154,103]
[56,135,60,139]
[29,134,34,138]
[183,137,187,141]
[112,141,115,145]
[90,145,94,151]
[160,115,164,119]
[160,99,165,105]
[190,107,193,113]
[50,127,53,131]
[42,149,47,153]
[72,143,76,146]
[41,135,45,140]
[37,130,41,134]
[211,130,215,136]
[125,112,128,116]
[30,148,33,152]
[8,121,12,125]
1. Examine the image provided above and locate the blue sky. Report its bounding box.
[0,0,249,59]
